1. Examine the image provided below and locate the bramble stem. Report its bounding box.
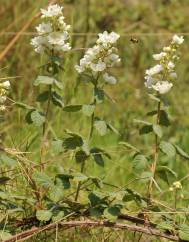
[148,100,161,202]
[75,83,97,201]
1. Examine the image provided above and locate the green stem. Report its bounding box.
[75,83,97,201]
[148,100,161,202]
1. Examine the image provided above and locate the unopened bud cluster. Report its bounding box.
[0,80,10,111]
[31,4,71,54]
[145,35,184,94]
[169,181,182,191]
[75,31,121,85]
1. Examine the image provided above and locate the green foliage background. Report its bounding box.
[1,0,189,241]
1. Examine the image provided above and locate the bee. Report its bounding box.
[130,37,139,44]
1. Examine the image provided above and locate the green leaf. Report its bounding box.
[15,102,34,110]
[119,142,140,153]
[63,105,82,112]
[36,91,50,103]
[82,105,95,117]
[90,148,107,166]
[63,133,83,150]
[104,205,121,221]
[56,174,73,189]
[30,110,45,127]
[0,177,10,185]
[0,231,12,240]
[36,210,52,222]
[157,166,177,184]
[88,191,107,206]
[0,154,17,167]
[159,141,176,157]
[157,221,174,231]
[179,224,189,241]
[159,110,170,126]
[148,94,161,102]
[89,207,103,217]
[174,144,189,160]
[73,173,88,182]
[34,75,55,86]
[33,172,53,188]
[90,177,103,188]
[51,91,64,108]
[123,188,144,204]
[94,88,104,104]
[107,123,120,135]
[75,150,89,163]
[52,211,65,222]
[139,125,153,135]
[132,155,148,171]
[94,120,107,136]
[49,185,64,203]
[51,139,64,155]
[153,124,163,138]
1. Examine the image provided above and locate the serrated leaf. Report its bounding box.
[90,148,105,166]
[153,124,163,138]
[63,134,83,150]
[119,142,140,153]
[34,76,55,86]
[159,141,176,157]
[33,172,53,188]
[174,145,189,160]
[49,185,64,203]
[159,110,170,126]
[139,124,153,135]
[52,91,64,108]
[52,211,65,222]
[31,110,45,127]
[179,224,189,241]
[63,105,82,112]
[132,155,148,171]
[56,174,73,189]
[82,105,95,116]
[94,88,104,104]
[75,150,89,163]
[0,154,17,167]
[36,210,52,222]
[0,177,10,185]
[94,120,107,136]
[157,221,174,231]
[157,166,177,184]
[0,231,12,240]
[51,139,64,155]
[104,206,121,221]
[36,91,50,103]
[73,173,88,182]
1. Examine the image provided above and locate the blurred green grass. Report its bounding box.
[1,1,189,240]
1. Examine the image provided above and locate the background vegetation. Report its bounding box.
[1,0,189,241]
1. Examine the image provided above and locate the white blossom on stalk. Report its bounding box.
[0,80,10,111]
[144,35,184,94]
[31,4,71,54]
[75,31,120,85]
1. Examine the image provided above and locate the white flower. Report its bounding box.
[36,22,52,35]
[144,76,156,88]
[90,60,106,72]
[170,72,177,79]
[153,52,166,61]
[168,61,175,69]
[152,81,173,94]
[145,64,163,76]
[31,36,48,53]
[97,31,120,46]
[41,4,63,18]
[0,105,6,111]
[0,96,7,103]
[103,73,117,84]
[173,181,182,189]
[48,32,68,45]
[163,46,171,52]
[0,81,10,89]
[75,65,84,73]
[172,35,184,45]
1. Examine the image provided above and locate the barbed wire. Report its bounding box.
[0,32,189,36]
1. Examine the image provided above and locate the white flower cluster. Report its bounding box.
[169,181,182,191]
[0,80,10,111]
[31,4,71,54]
[75,31,120,85]
[145,35,184,94]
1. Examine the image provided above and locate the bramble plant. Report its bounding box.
[1,3,189,242]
